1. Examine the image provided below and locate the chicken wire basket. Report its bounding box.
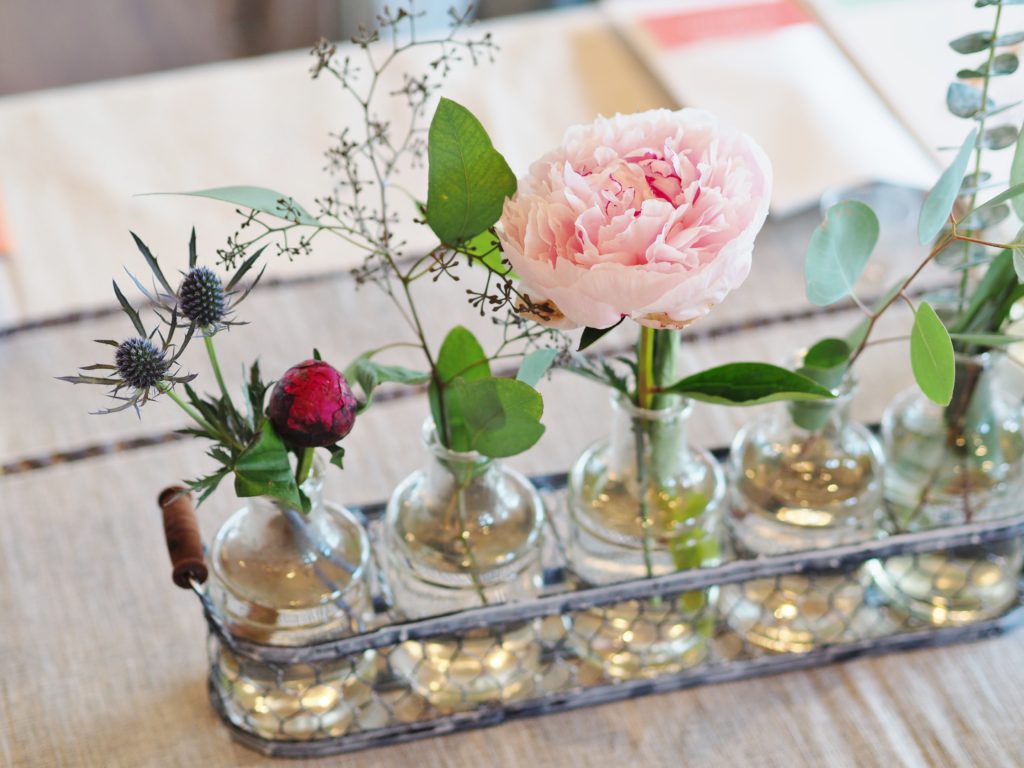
[167,469,1024,758]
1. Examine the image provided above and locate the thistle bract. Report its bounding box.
[179,266,226,327]
[115,337,170,390]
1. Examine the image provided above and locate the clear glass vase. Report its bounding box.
[565,392,725,679]
[723,372,885,652]
[869,352,1024,625]
[208,458,376,739]
[383,422,546,708]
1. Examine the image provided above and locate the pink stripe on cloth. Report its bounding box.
[640,0,812,49]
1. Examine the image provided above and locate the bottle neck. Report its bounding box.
[419,421,499,522]
[945,353,998,433]
[266,455,327,522]
[786,385,855,438]
[607,392,693,488]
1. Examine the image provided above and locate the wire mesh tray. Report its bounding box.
[188,466,1024,758]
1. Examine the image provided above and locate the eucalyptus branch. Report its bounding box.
[849,230,956,365]
[959,0,1005,311]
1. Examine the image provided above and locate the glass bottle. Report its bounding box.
[869,352,1024,625]
[383,422,546,707]
[208,458,376,740]
[565,392,725,679]
[724,371,885,652]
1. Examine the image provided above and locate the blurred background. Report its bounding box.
[0,0,588,95]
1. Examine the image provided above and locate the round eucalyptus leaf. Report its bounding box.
[982,125,1019,150]
[946,82,993,117]
[805,200,879,306]
[949,31,993,54]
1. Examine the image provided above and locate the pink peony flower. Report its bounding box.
[498,109,772,330]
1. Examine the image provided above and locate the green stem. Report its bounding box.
[456,483,489,605]
[296,447,314,487]
[161,385,217,436]
[633,420,656,581]
[636,325,656,409]
[204,335,234,410]
[634,325,659,580]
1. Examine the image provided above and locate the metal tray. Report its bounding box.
[193,468,1024,758]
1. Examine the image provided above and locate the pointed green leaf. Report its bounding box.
[920,129,978,244]
[799,337,851,393]
[910,301,955,406]
[436,325,490,383]
[225,245,269,291]
[949,333,1024,346]
[328,445,345,469]
[233,424,307,512]
[112,280,146,336]
[188,228,198,268]
[426,98,517,244]
[516,348,558,387]
[803,337,851,371]
[791,338,851,431]
[155,186,319,226]
[429,326,491,450]
[970,182,1024,217]
[662,363,834,406]
[130,232,175,295]
[344,353,430,409]
[56,375,121,385]
[1012,121,1024,219]
[805,200,879,306]
[976,100,1024,120]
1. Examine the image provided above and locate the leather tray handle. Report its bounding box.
[159,486,208,589]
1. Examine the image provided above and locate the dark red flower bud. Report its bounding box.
[267,360,357,448]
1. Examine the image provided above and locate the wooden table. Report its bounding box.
[2,7,1022,767]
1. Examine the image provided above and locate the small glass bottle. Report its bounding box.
[870,352,1024,625]
[208,458,377,740]
[383,422,545,707]
[724,370,885,652]
[565,392,725,679]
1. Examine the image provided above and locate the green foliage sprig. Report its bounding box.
[60,232,340,512]
[163,9,565,461]
[798,0,1024,413]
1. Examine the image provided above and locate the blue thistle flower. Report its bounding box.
[114,337,170,390]
[178,266,226,327]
